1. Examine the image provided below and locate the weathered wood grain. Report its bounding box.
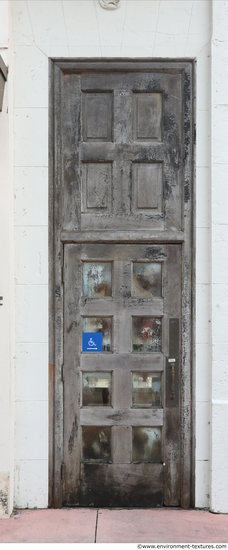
[50,59,194,509]
[61,230,185,243]
[80,463,163,507]
[80,353,164,371]
[180,61,193,510]
[48,58,55,509]
[60,70,183,232]
[52,63,64,509]
[112,426,131,463]
[80,407,163,426]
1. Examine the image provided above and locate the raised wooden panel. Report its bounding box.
[81,162,112,212]
[133,162,163,212]
[80,407,163,426]
[133,93,162,142]
[112,426,131,464]
[62,71,184,232]
[80,463,163,507]
[82,92,113,142]
[80,353,164,371]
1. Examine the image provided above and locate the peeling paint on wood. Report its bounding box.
[50,59,194,509]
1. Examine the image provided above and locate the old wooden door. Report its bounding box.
[50,60,194,509]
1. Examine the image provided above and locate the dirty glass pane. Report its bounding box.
[132,427,161,462]
[82,426,111,462]
[133,263,162,298]
[132,317,162,352]
[82,372,112,406]
[82,262,112,297]
[83,317,112,352]
[132,373,161,408]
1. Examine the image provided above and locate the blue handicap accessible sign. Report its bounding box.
[82,332,102,352]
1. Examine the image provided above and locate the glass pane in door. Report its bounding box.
[132,372,161,407]
[132,427,161,462]
[82,372,112,406]
[82,426,111,462]
[133,262,162,297]
[132,317,162,352]
[82,262,112,297]
[82,317,112,351]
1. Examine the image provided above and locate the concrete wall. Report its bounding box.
[0,0,14,519]
[0,0,226,513]
[211,0,228,513]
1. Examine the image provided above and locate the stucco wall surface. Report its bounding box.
[10,0,213,510]
[0,0,14,519]
[210,0,228,514]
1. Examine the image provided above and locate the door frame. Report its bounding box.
[48,58,196,509]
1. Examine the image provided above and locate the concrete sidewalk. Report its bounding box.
[0,509,228,543]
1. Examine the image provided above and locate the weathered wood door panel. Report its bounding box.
[61,70,183,232]
[63,243,181,507]
[50,59,194,509]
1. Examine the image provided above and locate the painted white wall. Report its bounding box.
[211,0,228,514]
[0,0,14,519]
[6,0,227,511]
[11,0,211,510]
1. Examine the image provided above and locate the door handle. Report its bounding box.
[166,319,179,407]
[168,358,176,400]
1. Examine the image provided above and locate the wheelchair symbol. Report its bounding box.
[83,332,102,352]
[88,337,96,347]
